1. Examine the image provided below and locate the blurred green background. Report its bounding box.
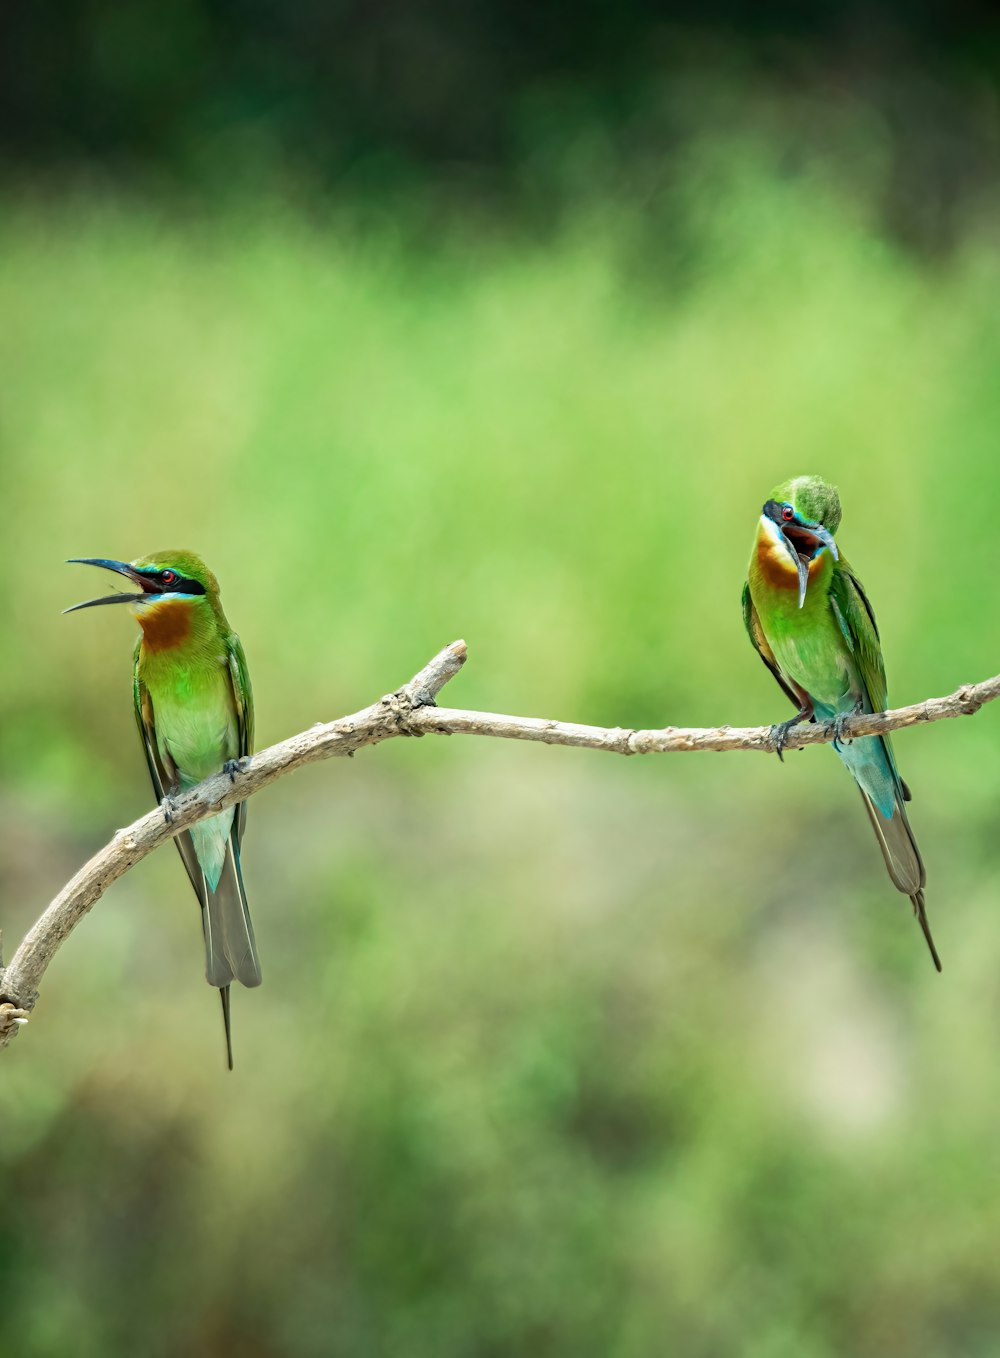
[5,7,1000,1357]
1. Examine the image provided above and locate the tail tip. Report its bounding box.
[220,986,235,1070]
[912,893,942,973]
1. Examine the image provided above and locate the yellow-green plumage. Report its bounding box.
[743,476,941,971]
[68,549,261,1067]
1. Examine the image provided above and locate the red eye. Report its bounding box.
[781,506,794,522]
[161,569,176,585]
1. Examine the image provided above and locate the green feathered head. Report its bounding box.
[758,476,841,609]
[770,476,842,535]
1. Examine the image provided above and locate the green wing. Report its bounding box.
[828,560,888,715]
[827,556,931,954]
[741,581,803,711]
[225,630,254,843]
[829,558,914,800]
[132,638,209,905]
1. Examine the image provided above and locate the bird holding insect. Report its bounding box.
[743,476,940,970]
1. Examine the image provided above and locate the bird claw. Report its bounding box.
[222,758,247,784]
[831,701,864,750]
[161,794,180,825]
[770,719,797,762]
[770,708,812,761]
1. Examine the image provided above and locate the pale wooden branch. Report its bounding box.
[2,638,998,1050]
[409,671,1000,753]
[0,639,469,1049]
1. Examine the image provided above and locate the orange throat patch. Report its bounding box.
[755,529,825,592]
[136,598,194,652]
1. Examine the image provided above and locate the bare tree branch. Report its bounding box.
[411,672,1000,753]
[3,639,998,1049]
[0,639,468,1048]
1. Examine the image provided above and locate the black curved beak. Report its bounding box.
[64,558,149,613]
[799,523,839,561]
[761,503,839,608]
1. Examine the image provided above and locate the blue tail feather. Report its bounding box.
[813,700,897,819]
[811,698,937,968]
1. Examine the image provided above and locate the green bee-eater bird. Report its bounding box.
[67,551,261,1066]
[743,476,941,971]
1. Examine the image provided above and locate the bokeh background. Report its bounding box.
[4,6,1000,1355]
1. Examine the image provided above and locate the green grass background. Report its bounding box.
[3,151,1000,1356]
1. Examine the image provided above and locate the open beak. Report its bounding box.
[800,522,839,561]
[762,504,839,609]
[64,558,151,613]
[784,521,838,608]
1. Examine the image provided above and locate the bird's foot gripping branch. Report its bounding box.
[2,638,999,1055]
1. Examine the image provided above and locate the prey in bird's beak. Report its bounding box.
[761,501,839,608]
[64,558,155,612]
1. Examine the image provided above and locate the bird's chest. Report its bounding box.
[146,663,237,784]
[762,599,854,708]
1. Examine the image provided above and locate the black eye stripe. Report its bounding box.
[139,570,206,596]
[763,499,808,529]
[169,574,206,595]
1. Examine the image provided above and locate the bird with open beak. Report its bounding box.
[743,476,940,971]
[67,551,261,1066]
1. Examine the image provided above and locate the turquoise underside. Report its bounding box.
[188,808,235,892]
[813,698,897,820]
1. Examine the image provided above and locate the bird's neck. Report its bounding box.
[135,599,225,673]
[750,524,836,594]
[749,523,835,617]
